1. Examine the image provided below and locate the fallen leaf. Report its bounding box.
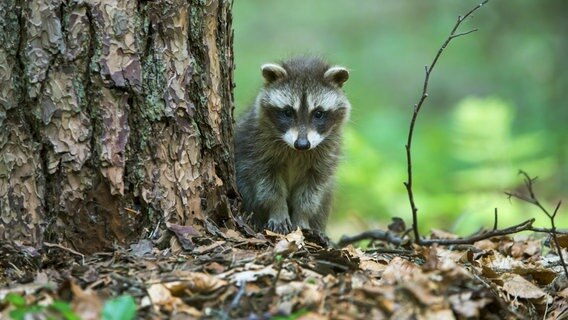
[165,271,227,295]
[69,281,103,320]
[273,228,305,256]
[382,257,423,284]
[449,292,491,318]
[167,223,201,250]
[555,234,568,248]
[143,283,183,313]
[501,273,550,301]
[130,239,153,257]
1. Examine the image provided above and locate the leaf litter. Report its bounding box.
[1,224,568,319]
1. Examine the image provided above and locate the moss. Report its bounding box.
[142,52,166,122]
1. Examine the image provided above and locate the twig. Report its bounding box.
[270,256,284,295]
[506,170,568,277]
[44,241,85,264]
[338,230,404,247]
[529,227,568,234]
[404,1,489,244]
[339,218,536,247]
[222,280,246,320]
[420,218,535,245]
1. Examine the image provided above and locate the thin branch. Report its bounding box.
[529,227,568,234]
[44,241,85,264]
[506,171,568,278]
[222,281,246,320]
[404,1,489,245]
[338,230,405,248]
[450,29,478,39]
[338,218,536,247]
[419,219,534,245]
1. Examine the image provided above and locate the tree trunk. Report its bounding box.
[0,0,237,253]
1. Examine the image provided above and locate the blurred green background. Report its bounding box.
[232,0,568,239]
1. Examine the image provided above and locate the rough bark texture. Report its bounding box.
[0,0,237,253]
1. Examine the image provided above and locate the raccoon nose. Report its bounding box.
[294,138,311,150]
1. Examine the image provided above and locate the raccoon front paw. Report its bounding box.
[265,217,293,234]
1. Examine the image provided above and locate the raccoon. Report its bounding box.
[235,57,351,234]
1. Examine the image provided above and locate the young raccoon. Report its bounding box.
[235,57,351,234]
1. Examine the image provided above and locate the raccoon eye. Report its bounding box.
[313,110,325,119]
[283,108,294,118]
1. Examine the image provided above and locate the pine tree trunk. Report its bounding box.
[0,0,237,253]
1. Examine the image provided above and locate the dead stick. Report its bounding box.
[44,241,85,264]
[404,1,489,244]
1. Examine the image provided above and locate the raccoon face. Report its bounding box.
[256,58,351,151]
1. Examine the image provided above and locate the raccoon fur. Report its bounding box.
[235,57,351,234]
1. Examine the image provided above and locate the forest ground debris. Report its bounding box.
[2,224,568,319]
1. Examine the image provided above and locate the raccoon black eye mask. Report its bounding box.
[235,57,350,234]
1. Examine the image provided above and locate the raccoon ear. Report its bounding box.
[324,66,349,87]
[261,63,288,84]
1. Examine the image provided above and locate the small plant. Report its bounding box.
[101,295,137,320]
[4,293,80,320]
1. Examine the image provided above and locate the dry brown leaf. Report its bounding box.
[419,245,439,271]
[276,281,323,307]
[382,257,423,284]
[501,273,550,301]
[228,264,278,282]
[204,261,226,274]
[69,281,103,320]
[559,287,568,298]
[449,292,491,318]
[274,238,300,256]
[555,234,568,248]
[224,229,247,242]
[434,247,466,271]
[165,272,227,295]
[359,260,387,277]
[400,281,445,307]
[167,223,201,250]
[273,228,305,256]
[143,283,179,312]
[510,238,541,258]
[474,239,499,251]
[285,228,305,244]
[192,240,226,254]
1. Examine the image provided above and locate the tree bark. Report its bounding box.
[0,0,237,253]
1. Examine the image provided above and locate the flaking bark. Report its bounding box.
[0,0,237,253]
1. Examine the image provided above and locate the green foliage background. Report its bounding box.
[232,0,568,238]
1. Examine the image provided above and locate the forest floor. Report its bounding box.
[1,217,568,320]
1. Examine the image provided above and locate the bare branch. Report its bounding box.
[404,1,490,245]
[507,171,567,278]
[450,29,479,39]
[419,219,534,246]
[529,227,568,234]
[552,200,562,219]
[339,218,536,248]
[338,230,405,248]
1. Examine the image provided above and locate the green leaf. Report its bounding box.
[101,295,136,320]
[50,300,80,320]
[9,306,42,320]
[5,293,26,308]
[9,308,27,320]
